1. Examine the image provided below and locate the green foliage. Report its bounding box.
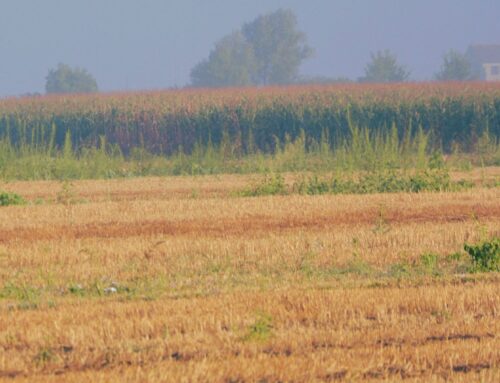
[464,238,500,272]
[0,132,491,182]
[298,169,471,195]
[191,9,312,86]
[242,8,313,85]
[0,84,498,158]
[474,125,500,166]
[359,50,410,83]
[242,167,473,197]
[67,284,85,296]
[0,191,25,206]
[240,173,287,196]
[190,32,256,87]
[45,63,98,94]
[0,282,41,310]
[243,312,273,342]
[387,262,412,278]
[428,151,445,169]
[0,108,496,181]
[418,253,441,276]
[294,175,330,195]
[435,50,473,81]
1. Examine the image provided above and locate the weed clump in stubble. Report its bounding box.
[0,191,25,206]
[240,168,474,197]
[242,312,274,342]
[465,237,499,272]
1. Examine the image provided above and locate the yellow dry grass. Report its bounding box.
[0,171,499,382]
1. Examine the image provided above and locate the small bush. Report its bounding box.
[464,238,500,272]
[300,169,471,195]
[240,173,287,196]
[240,168,474,197]
[294,175,330,195]
[0,191,25,206]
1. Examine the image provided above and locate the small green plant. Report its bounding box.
[431,309,451,323]
[419,253,441,276]
[445,252,463,262]
[0,191,25,206]
[294,175,329,195]
[68,284,85,296]
[388,262,412,278]
[420,253,439,268]
[243,312,273,342]
[464,237,500,272]
[240,173,287,197]
[0,282,41,308]
[33,347,54,366]
[428,150,446,169]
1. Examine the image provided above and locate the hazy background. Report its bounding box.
[1,0,499,97]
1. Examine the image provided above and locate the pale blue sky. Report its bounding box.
[0,0,499,96]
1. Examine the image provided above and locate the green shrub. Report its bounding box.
[240,168,475,197]
[240,173,287,196]
[464,238,500,272]
[0,191,25,206]
[301,169,471,195]
[294,175,329,195]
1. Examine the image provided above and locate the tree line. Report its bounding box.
[43,9,479,94]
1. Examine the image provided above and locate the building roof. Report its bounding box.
[466,44,500,63]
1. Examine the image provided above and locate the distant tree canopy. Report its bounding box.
[45,63,98,94]
[359,50,410,83]
[435,50,473,81]
[190,9,313,87]
[190,32,256,87]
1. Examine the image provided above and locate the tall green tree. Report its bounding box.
[241,9,313,85]
[359,50,410,83]
[45,63,98,94]
[190,32,256,88]
[190,9,312,87]
[435,50,473,81]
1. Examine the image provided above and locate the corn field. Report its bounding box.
[0,82,499,156]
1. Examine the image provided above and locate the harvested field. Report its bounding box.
[0,171,499,382]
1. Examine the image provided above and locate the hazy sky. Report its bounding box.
[1,0,499,96]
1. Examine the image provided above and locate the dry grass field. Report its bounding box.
[0,169,499,382]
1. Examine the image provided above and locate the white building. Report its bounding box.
[466,45,500,81]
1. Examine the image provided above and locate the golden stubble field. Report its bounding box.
[0,170,499,382]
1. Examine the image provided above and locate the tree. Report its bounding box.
[359,50,410,83]
[190,32,256,88]
[45,63,98,94]
[435,50,472,81]
[241,9,313,85]
[190,9,312,87]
